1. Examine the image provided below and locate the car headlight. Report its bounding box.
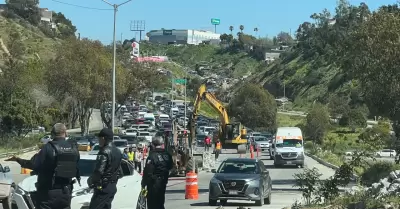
[298,151,304,156]
[72,188,93,197]
[210,177,222,184]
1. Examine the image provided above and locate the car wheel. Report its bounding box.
[208,199,217,206]
[2,187,14,209]
[220,200,227,205]
[264,192,271,205]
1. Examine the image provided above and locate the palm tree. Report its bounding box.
[239,25,244,33]
[254,27,258,38]
[229,26,234,34]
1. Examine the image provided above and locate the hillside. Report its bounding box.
[238,1,373,110]
[0,15,60,60]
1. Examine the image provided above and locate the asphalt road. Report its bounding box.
[165,150,339,209]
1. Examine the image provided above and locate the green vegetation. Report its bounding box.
[0,2,173,151]
[277,114,304,127]
[228,83,277,131]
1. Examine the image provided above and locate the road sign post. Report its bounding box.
[211,18,220,33]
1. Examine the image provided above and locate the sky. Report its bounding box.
[1,0,398,44]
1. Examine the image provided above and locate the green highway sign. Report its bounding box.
[174,79,187,84]
[211,18,220,25]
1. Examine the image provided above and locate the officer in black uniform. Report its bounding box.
[142,136,173,209]
[88,128,123,209]
[6,123,80,209]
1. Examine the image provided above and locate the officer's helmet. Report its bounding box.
[152,136,164,147]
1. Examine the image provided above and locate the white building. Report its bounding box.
[147,29,220,45]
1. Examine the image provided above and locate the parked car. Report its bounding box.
[376,149,396,157]
[12,155,141,209]
[209,158,272,206]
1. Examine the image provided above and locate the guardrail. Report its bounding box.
[0,146,38,159]
[0,126,104,159]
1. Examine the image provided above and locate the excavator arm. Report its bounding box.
[189,84,247,153]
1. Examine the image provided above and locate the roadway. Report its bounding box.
[165,150,339,209]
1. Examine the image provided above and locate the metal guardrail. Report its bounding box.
[0,146,38,159]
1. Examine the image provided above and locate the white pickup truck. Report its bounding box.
[137,131,152,142]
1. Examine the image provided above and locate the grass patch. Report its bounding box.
[277,113,304,127]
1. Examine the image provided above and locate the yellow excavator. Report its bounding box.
[189,84,248,154]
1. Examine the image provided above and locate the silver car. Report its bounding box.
[209,158,272,206]
[253,136,271,151]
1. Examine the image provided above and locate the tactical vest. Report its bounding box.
[48,140,79,180]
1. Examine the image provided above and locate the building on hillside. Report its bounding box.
[146,29,220,45]
[0,4,7,13]
[40,8,52,22]
[264,52,281,64]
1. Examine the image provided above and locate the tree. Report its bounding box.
[254,27,258,37]
[340,4,400,146]
[339,108,367,131]
[305,104,330,144]
[229,84,277,131]
[0,31,43,137]
[327,95,349,119]
[239,25,244,33]
[276,31,293,45]
[229,26,234,34]
[6,0,41,25]
[45,38,116,135]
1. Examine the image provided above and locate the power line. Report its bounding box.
[51,0,113,11]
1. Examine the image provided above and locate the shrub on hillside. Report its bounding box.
[339,108,367,130]
[361,161,400,186]
[305,103,330,144]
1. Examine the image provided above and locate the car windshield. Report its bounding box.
[217,161,258,174]
[254,137,268,142]
[78,159,97,176]
[139,132,150,136]
[276,139,303,148]
[92,145,99,151]
[113,141,128,147]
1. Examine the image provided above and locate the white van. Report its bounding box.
[273,127,304,168]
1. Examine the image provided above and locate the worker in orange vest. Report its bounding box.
[215,140,221,160]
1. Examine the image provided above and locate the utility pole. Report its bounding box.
[102,0,132,133]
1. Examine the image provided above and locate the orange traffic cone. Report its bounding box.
[250,145,254,159]
[185,171,198,200]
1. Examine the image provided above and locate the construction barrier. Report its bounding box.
[185,171,198,200]
[78,145,91,151]
[21,168,32,174]
[250,145,254,159]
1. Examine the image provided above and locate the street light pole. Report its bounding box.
[102,0,132,133]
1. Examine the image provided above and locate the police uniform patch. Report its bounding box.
[146,159,151,164]
[158,155,164,162]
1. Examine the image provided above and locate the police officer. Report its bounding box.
[6,123,80,209]
[141,136,173,209]
[88,128,123,209]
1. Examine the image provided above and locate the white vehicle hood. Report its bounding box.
[17,175,91,192]
[19,171,143,209]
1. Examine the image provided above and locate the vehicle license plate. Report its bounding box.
[229,190,238,195]
[286,161,292,164]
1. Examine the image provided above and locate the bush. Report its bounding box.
[305,103,330,144]
[0,135,42,152]
[361,161,400,186]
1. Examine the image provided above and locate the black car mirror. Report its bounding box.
[211,169,217,173]
[3,166,10,173]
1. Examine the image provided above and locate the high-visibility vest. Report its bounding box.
[216,142,221,150]
[128,152,134,161]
